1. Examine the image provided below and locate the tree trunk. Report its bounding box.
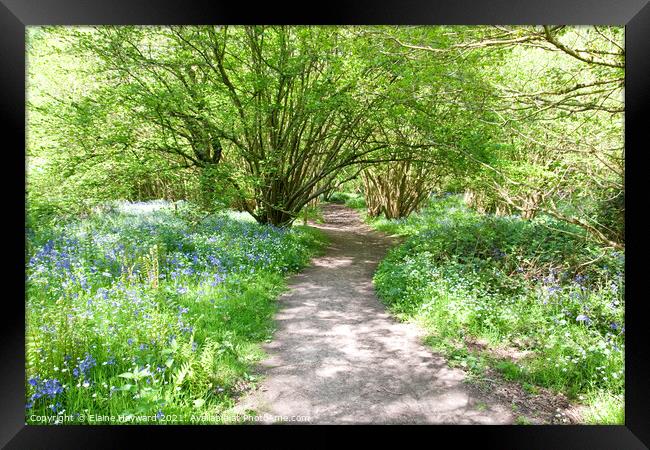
[258,207,295,227]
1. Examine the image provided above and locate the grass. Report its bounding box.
[25,200,327,424]
[515,415,532,425]
[582,391,625,424]
[367,194,624,424]
[326,191,367,210]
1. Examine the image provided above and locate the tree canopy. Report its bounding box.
[27,25,624,248]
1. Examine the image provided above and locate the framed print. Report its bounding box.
[2,0,648,448]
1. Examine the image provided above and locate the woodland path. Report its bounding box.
[233,204,518,424]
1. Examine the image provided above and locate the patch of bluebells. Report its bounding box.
[27,377,64,410]
[26,200,319,419]
[71,353,97,379]
[547,285,561,295]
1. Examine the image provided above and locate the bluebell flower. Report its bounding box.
[576,314,591,324]
[49,402,62,413]
[76,354,96,378]
[39,379,64,398]
[210,274,224,287]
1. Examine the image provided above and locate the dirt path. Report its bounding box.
[233,204,517,424]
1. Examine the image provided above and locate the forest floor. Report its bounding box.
[232,204,574,424]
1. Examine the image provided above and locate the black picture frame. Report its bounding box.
[2,1,648,448]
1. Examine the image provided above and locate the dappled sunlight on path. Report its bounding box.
[233,204,515,424]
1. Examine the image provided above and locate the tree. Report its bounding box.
[27,25,625,247]
[390,25,624,248]
[50,26,422,226]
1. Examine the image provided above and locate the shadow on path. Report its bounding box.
[233,204,515,424]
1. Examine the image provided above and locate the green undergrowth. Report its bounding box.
[26,200,327,424]
[326,191,367,210]
[371,195,624,424]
